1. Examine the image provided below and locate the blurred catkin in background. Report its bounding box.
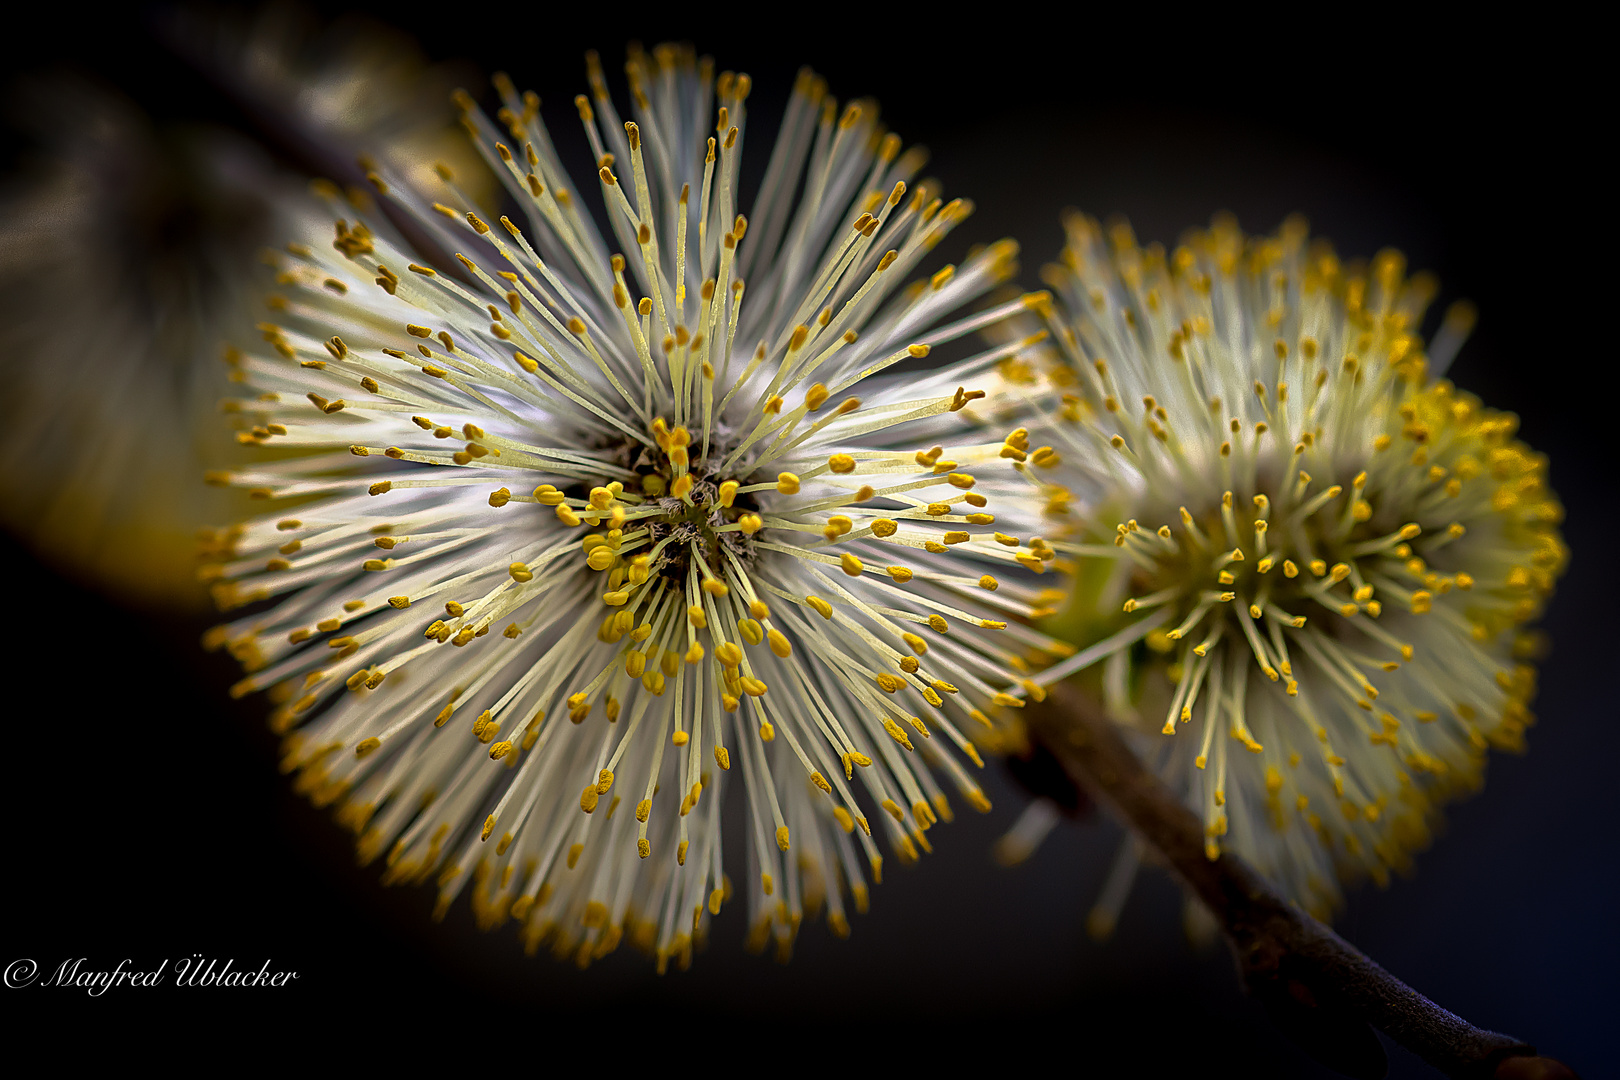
[0,4,484,610]
[0,74,288,608]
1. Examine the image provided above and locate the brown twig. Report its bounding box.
[1026,678,1575,1080]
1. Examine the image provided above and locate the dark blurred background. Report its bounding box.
[2,5,1608,1075]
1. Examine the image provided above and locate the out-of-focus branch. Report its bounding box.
[1026,679,1576,1080]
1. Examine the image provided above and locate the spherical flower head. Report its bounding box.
[1003,212,1567,918]
[202,47,1070,969]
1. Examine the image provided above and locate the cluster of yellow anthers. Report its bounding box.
[199,46,1075,970]
[983,211,1565,923]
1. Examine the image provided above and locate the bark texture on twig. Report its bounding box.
[1026,679,1574,1080]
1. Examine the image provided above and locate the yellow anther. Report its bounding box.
[767,629,792,657]
[882,719,914,751]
